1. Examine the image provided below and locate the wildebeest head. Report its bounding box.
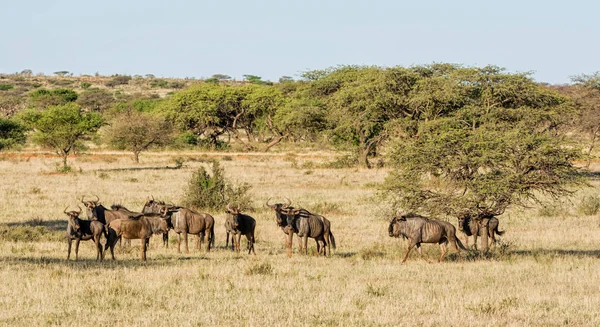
[457,212,471,232]
[81,195,101,220]
[226,203,242,228]
[388,213,408,238]
[282,207,302,233]
[142,196,166,214]
[266,197,292,227]
[64,206,83,235]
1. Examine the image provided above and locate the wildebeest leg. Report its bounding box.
[402,242,416,264]
[246,233,254,255]
[184,232,189,254]
[302,236,308,255]
[438,243,448,262]
[226,231,230,250]
[163,232,169,248]
[235,233,242,253]
[66,237,72,261]
[315,240,321,256]
[318,239,326,256]
[325,233,332,257]
[141,237,147,261]
[74,238,81,261]
[286,232,293,257]
[472,233,478,251]
[176,233,182,253]
[95,235,103,261]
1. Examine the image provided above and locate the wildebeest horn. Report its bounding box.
[76,205,82,214]
[226,203,232,212]
[63,206,69,214]
[151,195,155,201]
[266,198,273,207]
[93,194,100,203]
[284,197,291,206]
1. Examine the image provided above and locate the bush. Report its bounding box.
[106,75,132,87]
[0,84,14,91]
[183,160,252,211]
[321,153,359,168]
[577,195,600,216]
[150,79,170,88]
[0,118,27,150]
[80,82,92,89]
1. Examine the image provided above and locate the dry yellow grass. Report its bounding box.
[0,151,599,326]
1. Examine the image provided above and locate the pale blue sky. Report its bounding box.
[2,0,598,84]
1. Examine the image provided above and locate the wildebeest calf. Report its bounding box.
[388,213,467,263]
[64,206,106,261]
[457,213,504,250]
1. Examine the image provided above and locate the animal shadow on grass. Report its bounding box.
[512,249,600,259]
[7,219,67,232]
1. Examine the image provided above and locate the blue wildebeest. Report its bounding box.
[457,212,504,250]
[169,207,215,253]
[283,207,336,257]
[225,203,256,254]
[266,198,317,256]
[82,195,143,225]
[104,213,169,261]
[141,197,173,247]
[64,206,106,261]
[388,212,467,264]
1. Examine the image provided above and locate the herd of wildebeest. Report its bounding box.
[63,196,504,263]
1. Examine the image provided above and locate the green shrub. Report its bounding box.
[577,195,600,216]
[0,118,27,150]
[0,84,14,91]
[183,160,252,211]
[80,82,92,89]
[150,79,170,88]
[321,154,359,168]
[106,75,132,87]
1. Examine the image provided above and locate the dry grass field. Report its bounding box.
[0,151,599,326]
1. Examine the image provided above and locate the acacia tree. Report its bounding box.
[0,118,26,150]
[19,103,104,167]
[103,109,172,163]
[383,69,582,218]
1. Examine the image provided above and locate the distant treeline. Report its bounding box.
[0,65,599,168]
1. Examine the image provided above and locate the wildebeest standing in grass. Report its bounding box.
[388,213,467,264]
[65,206,106,261]
[170,207,215,253]
[266,198,316,255]
[284,207,336,257]
[105,214,169,261]
[141,197,172,247]
[457,213,504,250]
[225,203,256,254]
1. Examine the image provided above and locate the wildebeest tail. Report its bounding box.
[495,228,505,236]
[455,236,468,251]
[330,231,336,250]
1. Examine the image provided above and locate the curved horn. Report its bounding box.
[80,195,85,203]
[284,197,291,206]
[93,194,100,202]
[226,203,232,212]
[76,205,82,214]
[151,195,155,201]
[63,206,69,214]
[266,197,273,207]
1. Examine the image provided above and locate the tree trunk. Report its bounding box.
[134,151,140,163]
[263,133,289,152]
[62,153,68,168]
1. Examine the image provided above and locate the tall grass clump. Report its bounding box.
[577,195,600,216]
[183,160,252,211]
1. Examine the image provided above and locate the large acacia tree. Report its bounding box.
[383,67,582,216]
[19,103,104,167]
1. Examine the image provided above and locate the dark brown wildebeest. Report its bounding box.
[141,197,172,247]
[266,198,316,256]
[225,203,256,254]
[283,207,336,257]
[457,213,504,250]
[64,206,106,261]
[388,213,467,264]
[169,207,215,253]
[104,213,169,261]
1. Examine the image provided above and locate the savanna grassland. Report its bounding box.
[0,151,599,326]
